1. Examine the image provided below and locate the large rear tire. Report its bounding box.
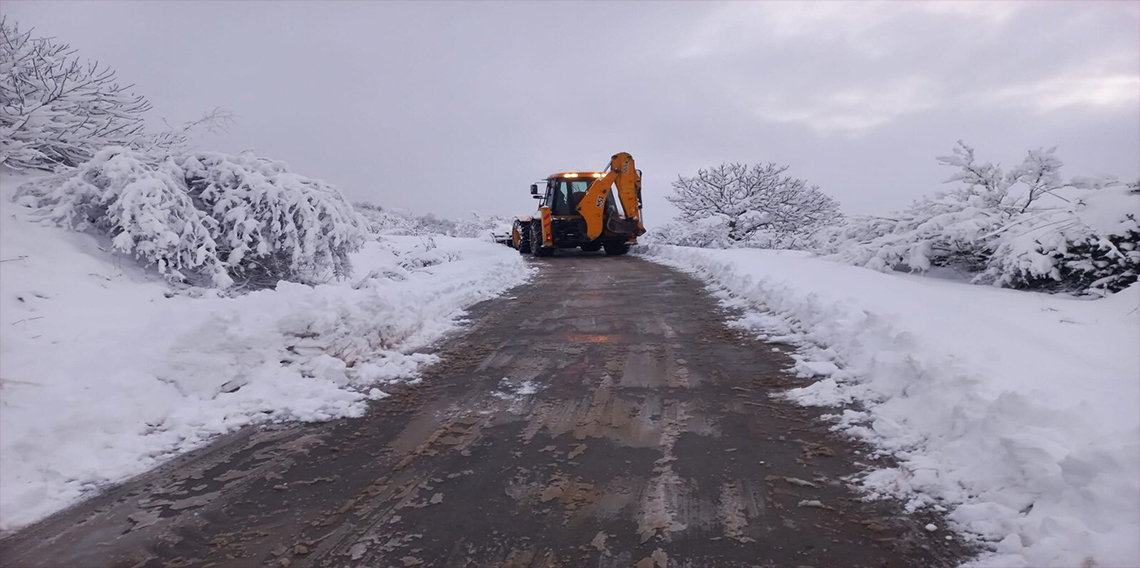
[603,241,630,256]
[531,221,554,257]
[514,221,532,254]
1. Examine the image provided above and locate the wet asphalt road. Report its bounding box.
[1,253,969,568]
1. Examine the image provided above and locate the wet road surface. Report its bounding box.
[1,254,969,567]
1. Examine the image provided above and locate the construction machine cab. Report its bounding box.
[539,174,609,216]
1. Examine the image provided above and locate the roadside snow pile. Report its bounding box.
[637,244,1139,568]
[0,170,531,531]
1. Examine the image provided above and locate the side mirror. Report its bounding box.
[530,184,538,195]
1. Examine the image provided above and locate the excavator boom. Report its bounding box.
[576,152,645,241]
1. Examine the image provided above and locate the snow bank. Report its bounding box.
[636,244,1139,568]
[0,171,531,531]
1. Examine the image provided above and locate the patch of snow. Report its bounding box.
[793,360,839,377]
[493,377,539,400]
[636,243,1139,568]
[0,170,533,531]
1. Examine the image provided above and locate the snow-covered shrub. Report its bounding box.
[644,216,734,248]
[15,147,232,287]
[824,142,1136,295]
[450,212,511,240]
[824,190,999,275]
[810,215,898,257]
[178,152,367,287]
[355,202,421,235]
[16,147,367,288]
[984,181,1138,293]
[661,162,840,248]
[414,213,459,236]
[355,202,507,240]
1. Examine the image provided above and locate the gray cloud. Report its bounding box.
[4,0,1137,222]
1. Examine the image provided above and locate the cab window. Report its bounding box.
[551,178,593,215]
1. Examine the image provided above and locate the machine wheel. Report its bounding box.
[530,221,554,257]
[603,241,630,256]
[580,242,602,253]
[514,221,532,254]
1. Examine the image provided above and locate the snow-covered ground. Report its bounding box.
[637,244,1140,568]
[0,172,531,531]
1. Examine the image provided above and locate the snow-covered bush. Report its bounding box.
[16,147,367,288]
[810,215,898,258]
[986,180,1138,292]
[355,204,460,237]
[659,162,840,248]
[356,202,422,235]
[355,202,507,240]
[178,152,367,287]
[15,147,232,286]
[822,142,1136,295]
[820,190,999,275]
[450,212,511,240]
[644,216,734,248]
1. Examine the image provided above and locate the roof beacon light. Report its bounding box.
[593,173,603,178]
[564,173,579,178]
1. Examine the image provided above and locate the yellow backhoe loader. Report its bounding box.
[511,152,645,256]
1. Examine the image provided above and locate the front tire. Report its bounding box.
[514,221,532,254]
[580,242,602,253]
[603,241,630,256]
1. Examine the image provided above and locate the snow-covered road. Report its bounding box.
[0,254,968,568]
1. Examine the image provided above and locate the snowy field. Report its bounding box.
[0,172,531,531]
[637,244,1139,568]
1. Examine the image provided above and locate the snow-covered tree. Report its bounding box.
[16,147,368,289]
[823,142,1136,294]
[1,19,150,170]
[0,18,232,172]
[663,162,840,248]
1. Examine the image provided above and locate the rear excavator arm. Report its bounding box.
[575,152,645,241]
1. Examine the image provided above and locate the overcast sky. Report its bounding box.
[4,1,1138,224]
